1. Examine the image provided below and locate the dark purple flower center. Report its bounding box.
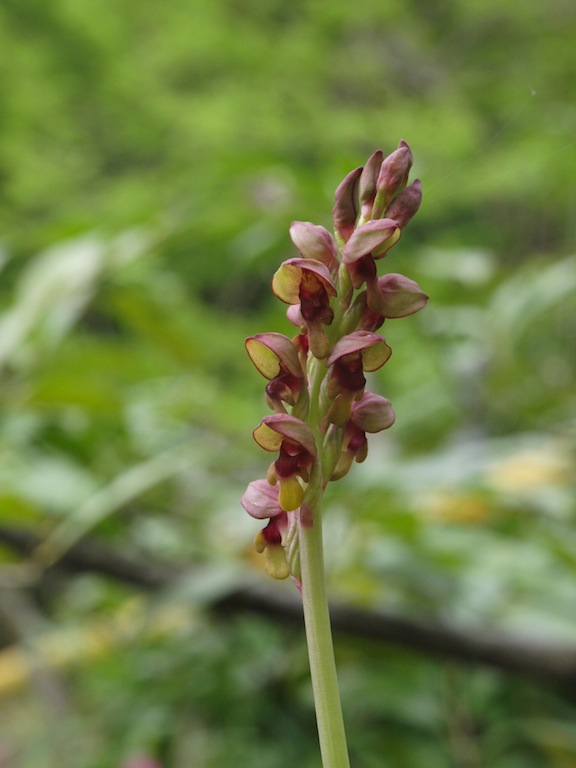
[266,369,301,404]
[262,519,282,546]
[299,273,334,325]
[275,439,311,478]
[333,353,366,393]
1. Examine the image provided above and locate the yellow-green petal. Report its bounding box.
[253,420,283,452]
[272,263,302,304]
[246,338,281,379]
[265,545,290,579]
[361,339,392,371]
[279,476,304,511]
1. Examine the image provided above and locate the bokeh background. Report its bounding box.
[0,0,575,765]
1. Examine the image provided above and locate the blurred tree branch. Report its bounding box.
[0,525,176,590]
[1,525,575,686]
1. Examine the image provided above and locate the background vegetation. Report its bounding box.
[0,0,575,765]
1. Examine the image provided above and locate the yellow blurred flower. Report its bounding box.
[485,441,573,493]
[417,489,491,523]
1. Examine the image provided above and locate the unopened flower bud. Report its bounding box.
[290,222,339,273]
[351,391,396,433]
[359,149,384,219]
[384,179,422,229]
[375,273,429,318]
[372,140,413,219]
[362,271,429,318]
[333,166,362,243]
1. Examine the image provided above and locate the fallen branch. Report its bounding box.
[0,525,176,589]
[221,583,576,685]
[1,525,575,684]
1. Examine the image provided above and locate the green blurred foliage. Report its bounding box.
[0,0,575,765]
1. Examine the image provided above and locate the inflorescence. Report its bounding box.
[242,142,428,584]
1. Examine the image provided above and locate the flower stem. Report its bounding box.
[299,505,350,768]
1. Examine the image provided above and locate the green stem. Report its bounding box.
[298,252,352,767]
[299,505,350,768]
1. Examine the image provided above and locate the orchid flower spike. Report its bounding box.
[244,140,426,581]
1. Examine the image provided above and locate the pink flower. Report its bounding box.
[331,392,396,480]
[342,219,401,289]
[246,332,305,408]
[272,258,337,359]
[272,258,336,325]
[325,331,392,425]
[253,414,317,511]
[360,273,429,326]
[241,480,291,580]
[327,331,392,395]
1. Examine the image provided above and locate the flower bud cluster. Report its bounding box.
[242,141,428,581]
